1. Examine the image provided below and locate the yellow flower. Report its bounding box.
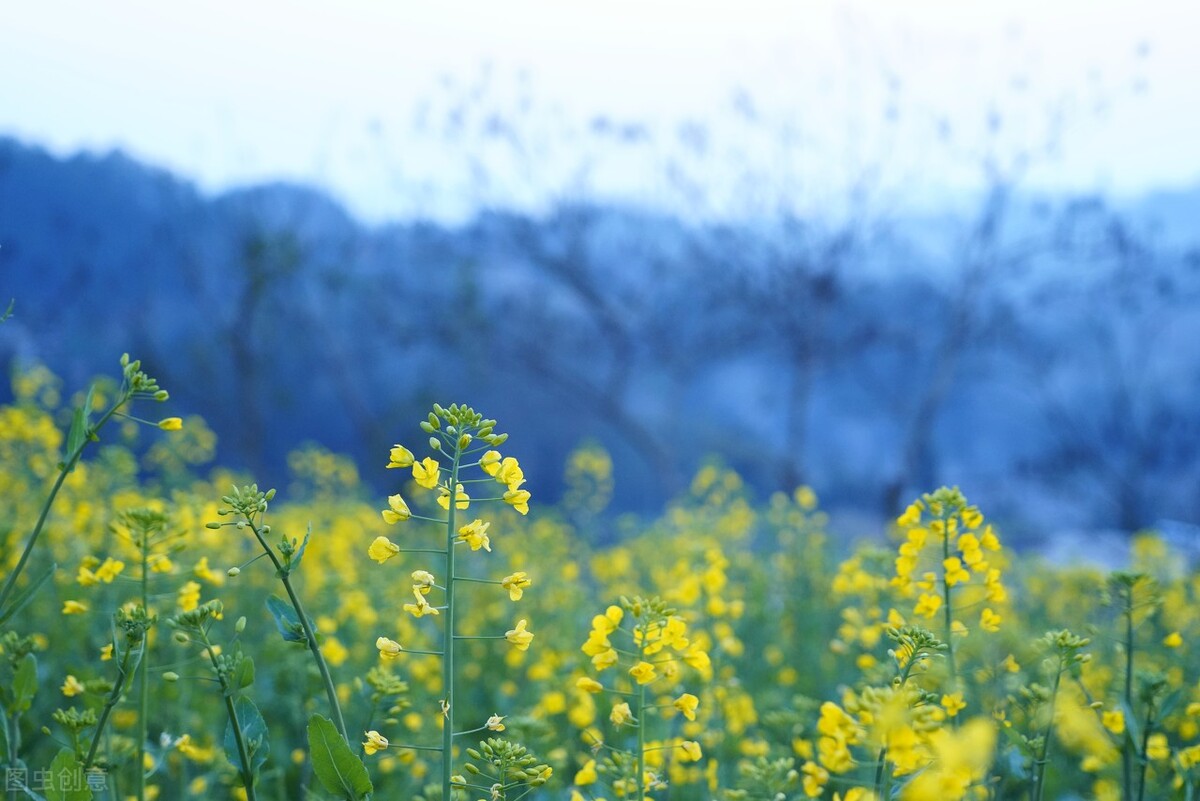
[592,649,619,671]
[1164,631,1183,648]
[100,644,113,661]
[1147,732,1169,761]
[504,488,531,515]
[376,637,403,660]
[412,457,440,489]
[62,600,89,615]
[914,593,941,618]
[574,758,598,785]
[486,714,506,732]
[481,450,503,475]
[437,483,469,510]
[629,661,657,685]
[576,677,604,694]
[411,570,436,594]
[157,417,183,431]
[1102,709,1125,735]
[980,607,1001,633]
[943,557,970,587]
[506,619,534,651]
[610,702,633,726]
[368,536,401,563]
[673,693,699,721]
[501,572,532,601]
[387,444,415,469]
[403,589,440,618]
[897,502,923,528]
[801,761,829,797]
[457,519,492,552]
[679,741,703,761]
[495,457,525,491]
[941,693,967,717]
[363,730,389,755]
[178,581,201,612]
[95,557,125,583]
[381,494,411,524]
[62,675,86,697]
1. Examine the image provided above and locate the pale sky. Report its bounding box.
[2,1,1197,222]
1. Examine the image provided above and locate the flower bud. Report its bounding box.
[236,616,247,633]
[157,417,183,431]
[264,488,276,501]
[429,437,442,451]
[153,390,169,401]
[206,522,222,529]
[173,632,190,643]
[227,567,241,577]
[458,433,472,449]
[163,671,180,683]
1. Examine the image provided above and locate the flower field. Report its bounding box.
[2,358,1198,801]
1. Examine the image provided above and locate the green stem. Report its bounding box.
[247,521,348,742]
[941,515,958,697]
[0,400,124,614]
[1136,700,1156,801]
[200,631,258,801]
[1032,663,1063,801]
[84,637,140,771]
[1122,596,1135,801]
[636,632,647,801]
[137,536,151,801]
[442,442,463,801]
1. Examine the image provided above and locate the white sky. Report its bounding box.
[2,0,1197,222]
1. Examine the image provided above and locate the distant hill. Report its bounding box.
[3,135,1199,537]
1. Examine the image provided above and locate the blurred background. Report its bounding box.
[2,1,1198,544]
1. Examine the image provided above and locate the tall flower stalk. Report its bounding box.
[0,354,174,623]
[367,403,534,801]
[210,485,348,742]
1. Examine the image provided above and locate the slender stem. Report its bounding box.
[1033,663,1063,801]
[452,576,502,585]
[137,539,150,801]
[442,441,463,801]
[200,632,258,801]
[0,400,124,613]
[1136,700,1156,801]
[636,630,647,801]
[1122,596,1135,801]
[246,521,348,742]
[941,516,958,694]
[85,637,139,770]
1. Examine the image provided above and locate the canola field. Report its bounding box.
[1,357,1198,801]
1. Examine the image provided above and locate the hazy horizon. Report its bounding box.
[4,1,1199,223]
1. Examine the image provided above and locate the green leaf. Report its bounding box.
[234,655,255,690]
[266,595,307,643]
[224,697,270,776]
[307,714,373,801]
[45,747,94,801]
[0,562,57,627]
[290,522,312,571]
[65,406,87,463]
[9,653,37,714]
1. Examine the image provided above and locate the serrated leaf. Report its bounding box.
[9,653,37,714]
[45,747,94,801]
[266,595,307,643]
[224,697,270,776]
[307,714,372,801]
[0,562,57,627]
